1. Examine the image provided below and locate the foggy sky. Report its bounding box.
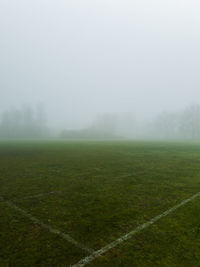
[1,0,200,129]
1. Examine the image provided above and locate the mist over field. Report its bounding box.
[1,0,200,139]
[2,2,200,266]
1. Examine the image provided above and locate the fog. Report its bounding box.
[1,0,200,139]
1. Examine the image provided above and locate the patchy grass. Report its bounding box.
[0,140,200,266]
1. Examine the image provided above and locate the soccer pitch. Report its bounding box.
[1,141,200,266]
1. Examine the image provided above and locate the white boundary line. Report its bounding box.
[0,197,93,254]
[71,192,200,267]
[19,190,63,200]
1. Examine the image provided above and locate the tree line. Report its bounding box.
[0,105,49,139]
[1,104,200,140]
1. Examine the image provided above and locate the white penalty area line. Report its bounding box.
[0,197,93,254]
[71,191,200,267]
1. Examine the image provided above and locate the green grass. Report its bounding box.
[0,140,200,266]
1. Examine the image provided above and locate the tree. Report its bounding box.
[0,104,49,139]
[179,104,200,140]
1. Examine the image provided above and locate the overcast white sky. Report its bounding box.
[0,0,200,129]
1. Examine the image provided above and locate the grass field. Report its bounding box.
[1,140,200,266]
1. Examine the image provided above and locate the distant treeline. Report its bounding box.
[147,104,200,140]
[60,113,121,140]
[1,104,200,140]
[0,105,49,139]
[60,104,200,140]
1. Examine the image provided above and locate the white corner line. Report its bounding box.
[71,192,200,267]
[0,197,93,254]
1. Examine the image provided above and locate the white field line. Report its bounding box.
[20,190,63,200]
[16,174,133,200]
[71,192,200,267]
[0,197,93,254]
[19,174,133,200]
